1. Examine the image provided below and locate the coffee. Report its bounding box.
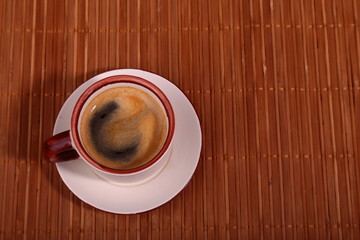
[79,86,168,170]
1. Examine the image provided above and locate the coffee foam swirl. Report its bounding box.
[79,86,168,170]
[89,100,141,163]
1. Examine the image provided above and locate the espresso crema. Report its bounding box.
[79,86,168,170]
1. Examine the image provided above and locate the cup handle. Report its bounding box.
[43,130,79,163]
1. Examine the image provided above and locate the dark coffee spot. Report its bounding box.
[90,101,118,129]
[104,140,139,162]
[114,144,138,156]
[89,100,139,163]
[89,101,118,144]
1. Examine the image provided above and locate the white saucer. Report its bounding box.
[53,69,202,214]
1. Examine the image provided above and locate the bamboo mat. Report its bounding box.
[0,0,360,239]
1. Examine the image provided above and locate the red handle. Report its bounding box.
[43,130,79,162]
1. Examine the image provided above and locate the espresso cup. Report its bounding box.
[43,75,175,185]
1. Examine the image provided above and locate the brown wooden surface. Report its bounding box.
[0,0,360,239]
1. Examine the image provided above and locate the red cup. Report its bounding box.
[43,75,175,185]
